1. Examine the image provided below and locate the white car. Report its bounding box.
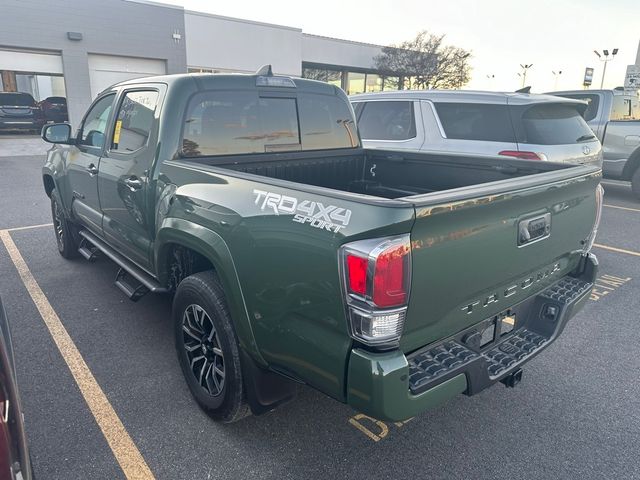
[350,90,602,166]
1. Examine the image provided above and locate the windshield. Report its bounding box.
[0,93,36,107]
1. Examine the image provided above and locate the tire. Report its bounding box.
[173,271,250,423]
[632,168,640,201]
[50,189,79,259]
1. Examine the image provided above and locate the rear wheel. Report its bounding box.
[50,189,79,259]
[631,168,640,200]
[173,271,250,423]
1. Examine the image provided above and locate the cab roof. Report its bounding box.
[111,72,340,96]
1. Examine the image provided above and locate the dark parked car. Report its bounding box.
[0,298,32,480]
[0,92,44,133]
[39,96,68,123]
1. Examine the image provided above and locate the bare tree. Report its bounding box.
[374,31,472,90]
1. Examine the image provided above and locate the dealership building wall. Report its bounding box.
[1,0,402,127]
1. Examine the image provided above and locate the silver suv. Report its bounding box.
[350,90,602,166]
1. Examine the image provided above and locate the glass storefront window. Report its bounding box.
[302,66,403,92]
[346,72,365,95]
[383,76,400,91]
[365,74,382,92]
[326,69,342,88]
[303,68,343,89]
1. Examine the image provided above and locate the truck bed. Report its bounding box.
[186,148,570,200]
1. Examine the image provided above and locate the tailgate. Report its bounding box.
[401,167,601,353]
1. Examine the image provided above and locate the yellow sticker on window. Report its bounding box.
[113,119,122,145]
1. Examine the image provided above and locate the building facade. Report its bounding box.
[0,0,408,127]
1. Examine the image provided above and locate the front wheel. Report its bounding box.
[50,190,79,259]
[631,168,640,201]
[173,271,250,423]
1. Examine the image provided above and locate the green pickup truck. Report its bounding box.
[41,68,603,423]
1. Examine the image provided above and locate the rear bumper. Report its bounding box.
[346,253,598,421]
[0,118,42,130]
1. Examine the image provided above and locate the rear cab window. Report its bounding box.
[433,102,515,142]
[181,88,358,158]
[357,101,416,141]
[513,103,595,145]
[554,94,600,121]
[611,95,640,121]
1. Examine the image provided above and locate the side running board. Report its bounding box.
[78,230,168,301]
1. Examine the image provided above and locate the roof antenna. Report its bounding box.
[516,86,531,93]
[256,65,273,76]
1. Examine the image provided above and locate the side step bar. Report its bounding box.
[78,238,100,261]
[78,230,168,300]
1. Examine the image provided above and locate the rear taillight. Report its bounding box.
[341,235,411,347]
[583,184,604,254]
[498,150,547,161]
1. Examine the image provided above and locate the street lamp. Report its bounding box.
[594,48,618,88]
[552,70,562,89]
[520,64,533,88]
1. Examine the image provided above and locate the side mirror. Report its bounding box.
[41,123,74,145]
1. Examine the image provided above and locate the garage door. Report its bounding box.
[88,54,166,98]
[0,49,63,74]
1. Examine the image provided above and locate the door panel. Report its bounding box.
[67,93,115,234]
[98,89,161,270]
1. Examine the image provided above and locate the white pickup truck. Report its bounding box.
[550,89,640,199]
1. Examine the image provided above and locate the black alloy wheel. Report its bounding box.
[182,304,225,396]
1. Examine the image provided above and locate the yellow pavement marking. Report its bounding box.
[6,223,53,232]
[603,204,640,213]
[0,230,154,480]
[594,243,640,258]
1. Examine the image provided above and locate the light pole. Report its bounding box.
[552,70,562,89]
[486,74,495,89]
[520,64,533,88]
[594,48,618,89]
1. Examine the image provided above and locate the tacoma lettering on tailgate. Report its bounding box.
[461,262,561,314]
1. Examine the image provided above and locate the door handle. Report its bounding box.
[86,164,98,176]
[124,176,143,191]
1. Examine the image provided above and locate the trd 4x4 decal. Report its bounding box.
[253,189,352,233]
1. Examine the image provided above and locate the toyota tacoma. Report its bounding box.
[40,68,602,422]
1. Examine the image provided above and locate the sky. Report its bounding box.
[153,0,640,92]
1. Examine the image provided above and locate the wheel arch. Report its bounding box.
[155,218,266,367]
[622,146,640,180]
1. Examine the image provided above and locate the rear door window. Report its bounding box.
[433,103,515,142]
[515,103,595,145]
[357,101,416,140]
[112,90,159,152]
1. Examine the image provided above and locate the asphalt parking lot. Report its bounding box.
[1,150,639,479]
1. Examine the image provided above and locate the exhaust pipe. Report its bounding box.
[500,368,523,388]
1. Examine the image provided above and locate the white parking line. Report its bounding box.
[594,243,640,258]
[603,204,640,213]
[6,223,53,232]
[601,180,630,186]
